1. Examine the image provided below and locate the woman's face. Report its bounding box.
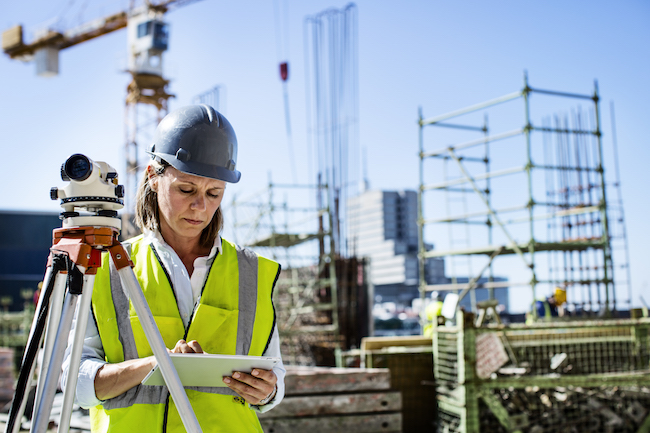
[150,165,226,245]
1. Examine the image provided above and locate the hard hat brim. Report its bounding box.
[148,151,241,183]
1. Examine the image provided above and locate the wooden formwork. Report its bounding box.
[433,312,650,433]
[259,366,402,433]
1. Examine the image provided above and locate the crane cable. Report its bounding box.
[273,0,297,184]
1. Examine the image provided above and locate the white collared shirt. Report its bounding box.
[61,230,285,413]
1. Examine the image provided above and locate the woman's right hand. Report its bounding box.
[171,339,203,353]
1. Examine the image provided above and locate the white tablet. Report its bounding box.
[141,353,280,387]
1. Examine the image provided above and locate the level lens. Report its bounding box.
[64,154,92,181]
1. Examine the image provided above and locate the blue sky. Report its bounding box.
[1,0,648,312]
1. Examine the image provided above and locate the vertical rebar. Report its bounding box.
[610,101,633,309]
[593,80,614,314]
[574,109,589,310]
[443,157,457,287]
[582,111,597,313]
[326,182,341,343]
[484,115,495,301]
[564,115,576,301]
[543,119,552,281]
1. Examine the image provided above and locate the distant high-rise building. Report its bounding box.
[347,190,445,304]
[348,189,510,313]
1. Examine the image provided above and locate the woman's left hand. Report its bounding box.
[171,339,203,353]
[223,368,277,405]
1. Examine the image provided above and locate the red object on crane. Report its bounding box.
[280,62,289,81]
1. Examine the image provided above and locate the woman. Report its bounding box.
[61,105,284,433]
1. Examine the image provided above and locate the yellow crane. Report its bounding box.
[2,0,202,237]
[1,0,200,74]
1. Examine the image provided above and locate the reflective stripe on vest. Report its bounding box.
[91,236,280,426]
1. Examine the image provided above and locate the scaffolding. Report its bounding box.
[229,179,342,365]
[417,74,630,317]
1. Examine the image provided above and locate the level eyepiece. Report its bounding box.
[62,154,92,182]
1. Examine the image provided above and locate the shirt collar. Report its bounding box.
[143,229,222,259]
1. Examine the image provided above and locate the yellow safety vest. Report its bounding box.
[423,301,444,337]
[90,235,280,433]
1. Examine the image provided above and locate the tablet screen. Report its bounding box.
[141,353,280,387]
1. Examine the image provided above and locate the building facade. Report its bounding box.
[348,190,446,305]
[348,190,510,314]
[0,211,61,311]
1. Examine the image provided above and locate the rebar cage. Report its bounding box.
[433,312,650,432]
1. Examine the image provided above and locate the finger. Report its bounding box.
[237,389,268,406]
[223,373,272,401]
[250,369,277,386]
[234,374,276,406]
[187,340,203,353]
[180,343,195,353]
[172,340,197,354]
[223,379,269,405]
[233,372,273,393]
[171,340,186,353]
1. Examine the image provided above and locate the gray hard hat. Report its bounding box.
[147,104,241,183]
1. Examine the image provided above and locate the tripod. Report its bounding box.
[5,225,202,433]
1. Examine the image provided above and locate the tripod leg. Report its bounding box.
[117,266,202,433]
[4,257,65,433]
[6,266,52,433]
[57,274,95,433]
[8,351,38,433]
[31,290,79,433]
[23,267,53,363]
[31,272,67,422]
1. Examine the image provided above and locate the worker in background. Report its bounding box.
[526,287,567,324]
[423,291,445,337]
[61,105,284,433]
[33,281,42,306]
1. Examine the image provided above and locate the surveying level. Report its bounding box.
[4,154,202,433]
[50,153,125,229]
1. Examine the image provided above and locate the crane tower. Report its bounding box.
[2,0,197,237]
[123,5,174,237]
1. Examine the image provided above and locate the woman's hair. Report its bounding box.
[134,159,223,249]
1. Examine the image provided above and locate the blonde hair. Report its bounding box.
[134,159,223,249]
